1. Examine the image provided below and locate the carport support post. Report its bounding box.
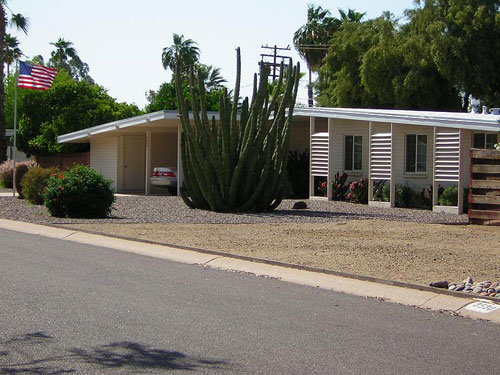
[177,121,183,196]
[309,116,316,198]
[327,118,334,200]
[145,130,151,195]
[457,129,464,214]
[389,123,395,208]
[368,121,373,201]
[432,127,438,207]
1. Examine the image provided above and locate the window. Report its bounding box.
[473,133,497,149]
[344,135,362,171]
[406,134,427,173]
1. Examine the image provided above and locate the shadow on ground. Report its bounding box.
[0,332,227,374]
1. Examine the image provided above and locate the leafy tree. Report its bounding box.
[145,80,224,113]
[0,1,28,162]
[317,12,461,110]
[293,5,340,107]
[162,33,200,74]
[406,0,500,109]
[14,70,141,156]
[48,37,93,83]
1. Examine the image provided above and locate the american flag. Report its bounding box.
[17,61,58,90]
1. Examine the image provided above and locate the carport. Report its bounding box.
[58,110,188,195]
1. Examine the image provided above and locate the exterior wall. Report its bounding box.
[289,117,311,152]
[393,124,434,191]
[330,119,369,184]
[151,132,178,173]
[90,136,118,190]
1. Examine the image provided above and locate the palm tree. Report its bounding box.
[293,5,339,107]
[196,63,226,88]
[4,33,22,77]
[0,1,29,162]
[48,38,93,83]
[338,8,366,23]
[162,33,200,74]
[49,38,77,69]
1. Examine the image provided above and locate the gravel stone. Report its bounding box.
[0,194,470,226]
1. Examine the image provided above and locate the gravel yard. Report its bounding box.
[1,192,499,287]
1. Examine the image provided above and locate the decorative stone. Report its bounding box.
[490,281,499,289]
[482,281,492,288]
[487,288,495,294]
[292,201,308,210]
[455,284,465,292]
[463,277,473,284]
[495,293,500,298]
[479,291,490,296]
[488,292,496,297]
[448,284,457,291]
[495,286,500,293]
[473,287,483,293]
[430,280,449,289]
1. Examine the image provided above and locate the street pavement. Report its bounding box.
[1,228,499,374]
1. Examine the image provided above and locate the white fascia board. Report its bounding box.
[58,110,222,144]
[294,108,500,132]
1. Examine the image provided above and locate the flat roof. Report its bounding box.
[57,110,221,143]
[58,107,500,144]
[294,107,500,132]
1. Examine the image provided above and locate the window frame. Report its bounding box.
[473,132,497,149]
[405,133,427,174]
[344,135,363,172]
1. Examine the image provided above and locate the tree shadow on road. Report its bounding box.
[0,332,228,374]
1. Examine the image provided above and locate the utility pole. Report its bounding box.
[259,44,291,81]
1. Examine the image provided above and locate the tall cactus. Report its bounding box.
[175,48,300,212]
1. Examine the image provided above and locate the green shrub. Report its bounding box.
[395,185,414,208]
[373,180,390,202]
[21,166,60,205]
[43,164,115,218]
[15,160,38,199]
[331,172,349,201]
[347,178,368,203]
[439,185,458,206]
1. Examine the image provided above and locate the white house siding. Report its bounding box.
[392,124,434,191]
[329,119,369,184]
[90,136,118,190]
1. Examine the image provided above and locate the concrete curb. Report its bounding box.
[1,218,499,324]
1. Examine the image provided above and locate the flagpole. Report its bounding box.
[12,59,18,199]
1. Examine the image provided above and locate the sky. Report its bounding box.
[12,0,416,109]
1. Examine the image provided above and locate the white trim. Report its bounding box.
[294,107,500,132]
[57,110,221,143]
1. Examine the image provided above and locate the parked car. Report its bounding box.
[151,167,177,195]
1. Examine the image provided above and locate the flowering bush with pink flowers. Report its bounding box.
[346,178,368,204]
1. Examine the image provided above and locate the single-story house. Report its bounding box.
[56,110,309,195]
[294,107,500,214]
[57,107,499,214]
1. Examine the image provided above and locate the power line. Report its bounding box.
[259,44,291,81]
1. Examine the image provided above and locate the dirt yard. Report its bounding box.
[62,220,500,286]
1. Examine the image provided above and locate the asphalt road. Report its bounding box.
[1,228,499,374]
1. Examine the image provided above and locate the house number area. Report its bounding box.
[465,301,500,314]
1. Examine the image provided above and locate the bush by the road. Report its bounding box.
[43,164,115,218]
[21,166,60,205]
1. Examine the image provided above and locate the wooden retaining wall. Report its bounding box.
[468,149,500,224]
